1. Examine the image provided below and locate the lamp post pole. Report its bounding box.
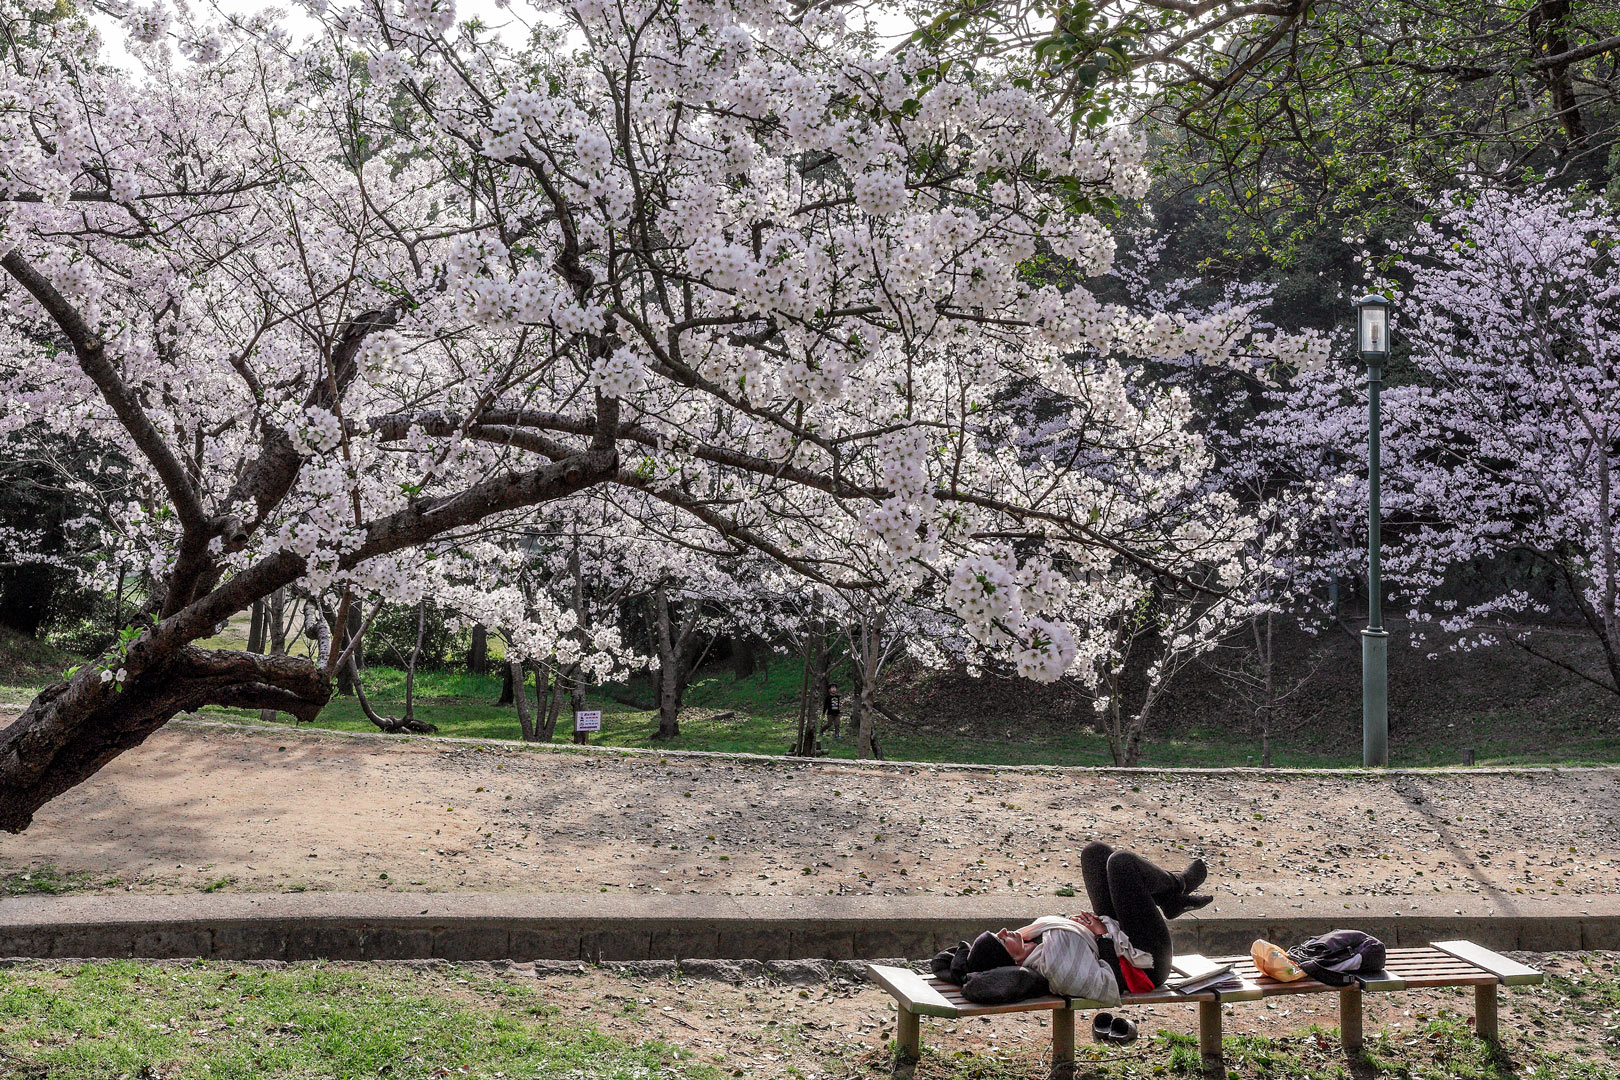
[1355,294,1391,767]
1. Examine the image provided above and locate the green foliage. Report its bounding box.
[1145,0,1620,270]
[363,601,462,669]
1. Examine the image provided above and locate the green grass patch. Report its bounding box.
[179,655,1620,769]
[0,865,107,897]
[0,961,719,1080]
[14,619,1620,767]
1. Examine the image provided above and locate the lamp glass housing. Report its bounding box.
[1356,296,1390,358]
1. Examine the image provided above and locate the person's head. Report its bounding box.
[828,684,838,692]
[996,928,1035,964]
[964,929,1029,974]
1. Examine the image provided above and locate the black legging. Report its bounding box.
[1080,841,1178,987]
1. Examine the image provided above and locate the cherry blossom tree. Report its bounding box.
[0,0,1322,831]
[1367,186,1620,693]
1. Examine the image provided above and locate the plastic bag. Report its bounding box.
[1251,939,1308,982]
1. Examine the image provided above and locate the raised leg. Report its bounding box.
[1198,1000,1222,1073]
[896,1006,920,1062]
[1476,982,1499,1044]
[1051,1008,1075,1071]
[1340,986,1364,1052]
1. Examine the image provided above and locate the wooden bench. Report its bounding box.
[869,939,1541,1074]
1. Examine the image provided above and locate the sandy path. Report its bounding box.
[2,718,1618,904]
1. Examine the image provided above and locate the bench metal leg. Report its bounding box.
[1340,987,1363,1052]
[1476,982,1498,1044]
[1051,1009,1075,1072]
[895,1005,920,1062]
[1198,1000,1222,1072]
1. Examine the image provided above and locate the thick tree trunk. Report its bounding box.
[258,588,288,724]
[1257,614,1275,767]
[532,663,558,741]
[1531,0,1589,148]
[334,603,363,696]
[651,584,682,740]
[544,667,567,741]
[511,659,536,742]
[0,647,330,832]
[791,613,824,757]
[1594,442,1620,694]
[853,610,886,761]
[468,623,489,674]
[569,667,588,744]
[1123,700,1153,768]
[403,601,425,722]
[498,660,515,705]
[246,600,265,654]
[1103,687,1126,767]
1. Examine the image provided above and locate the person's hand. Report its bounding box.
[1072,911,1107,936]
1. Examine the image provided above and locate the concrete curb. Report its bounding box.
[167,718,1620,778]
[3,892,1615,963]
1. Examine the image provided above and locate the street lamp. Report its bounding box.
[1354,293,1390,767]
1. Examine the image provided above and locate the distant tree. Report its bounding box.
[1374,186,1620,694]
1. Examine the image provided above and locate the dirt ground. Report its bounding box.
[2,717,1617,904]
[8,951,1608,1079]
[489,950,1615,1077]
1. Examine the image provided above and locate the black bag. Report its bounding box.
[930,940,971,982]
[1287,930,1387,987]
[961,965,1052,1004]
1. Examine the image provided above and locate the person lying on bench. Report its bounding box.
[932,842,1211,1005]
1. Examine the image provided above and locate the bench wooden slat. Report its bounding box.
[1399,973,1500,987]
[868,965,961,1017]
[1432,941,1544,986]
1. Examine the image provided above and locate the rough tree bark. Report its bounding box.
[497,657,515,705]
[850,609,887,761]
[545,666,568,741]
[511,658,536,742]
[468,623,489,674]
[257,588,289,725]
[650,582,705,741]
[246,600,265,655]
[792,607,827,757]
[402,601,425,724]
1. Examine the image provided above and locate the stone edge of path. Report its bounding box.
[163,717,1620,778]
[2,892,1615,963]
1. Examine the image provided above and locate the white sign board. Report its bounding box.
[574,710,602,733]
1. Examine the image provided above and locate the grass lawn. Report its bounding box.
[0,962,715,1080]
[0,958,1616,1079]
[9,650,1620,767]
[165,658,1620,768]
[8,624,1620,768]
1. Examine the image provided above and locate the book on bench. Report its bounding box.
[1166,962,1241,996]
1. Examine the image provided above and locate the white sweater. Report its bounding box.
[1020,915,1155,1005]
